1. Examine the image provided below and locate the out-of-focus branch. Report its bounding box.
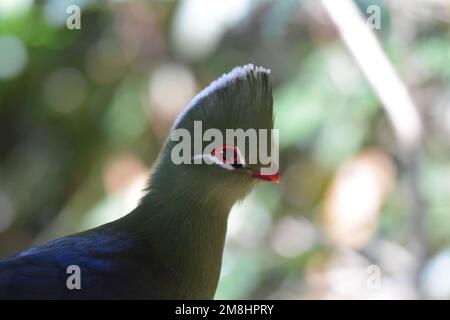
[319,0,427,293]
[320,0,423,151]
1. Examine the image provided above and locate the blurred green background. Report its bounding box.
[1,0,450,299]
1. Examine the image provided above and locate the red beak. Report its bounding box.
[251,170,280,184]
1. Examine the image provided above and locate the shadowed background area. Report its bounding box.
[1,0,450,299]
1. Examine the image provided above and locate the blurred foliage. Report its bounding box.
[1,0,450,299]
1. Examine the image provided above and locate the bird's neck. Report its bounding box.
[118,167,234,298]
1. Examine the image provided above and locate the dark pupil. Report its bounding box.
[221,148,236,161]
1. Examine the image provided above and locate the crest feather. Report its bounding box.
[172,64,273,131]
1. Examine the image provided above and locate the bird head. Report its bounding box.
[153,64,277,205]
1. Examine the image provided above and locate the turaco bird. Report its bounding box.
[0,64,278,299]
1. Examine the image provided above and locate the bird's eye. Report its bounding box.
[212,144,239,165]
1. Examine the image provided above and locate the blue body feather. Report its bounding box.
[0,228,141,299]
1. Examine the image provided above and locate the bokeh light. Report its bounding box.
[147,63,197,138]
[43,68,87,113]
[0,36,27,80]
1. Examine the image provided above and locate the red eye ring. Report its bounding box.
[211,144,239,164]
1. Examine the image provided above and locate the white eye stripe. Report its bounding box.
[193,154,235,170]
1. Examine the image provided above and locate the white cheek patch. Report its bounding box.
[193,154,234,170]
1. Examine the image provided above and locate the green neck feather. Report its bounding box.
[118,152,237,298]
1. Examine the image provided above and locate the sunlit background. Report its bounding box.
[1,0,450,299]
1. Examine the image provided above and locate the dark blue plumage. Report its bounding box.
[0,226,141,299]
[0,64,274,299]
